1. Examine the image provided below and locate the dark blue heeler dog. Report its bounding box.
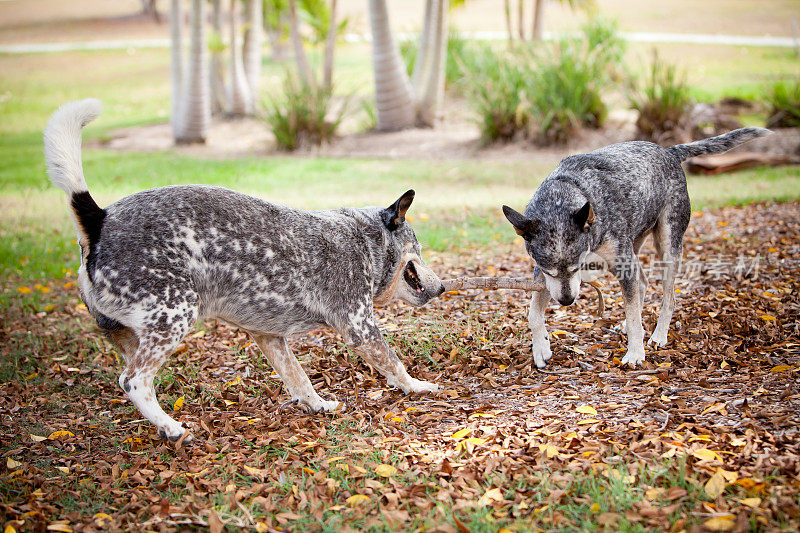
[503,128,770,368]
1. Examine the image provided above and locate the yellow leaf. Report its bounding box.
[703,517,735,531]
[692,448,721,462]
[390,417,404,423]
[375,464,397,477]
[538,444,559,458]
[256,523,269,533]
[56,466,69,474]
[7,458,22,469]
[47,430,75,440]
[466,437,487,446]
[769,365,793,373]
[719,469,738,483]
[173,395,185,411]
[577,418,601,425]
[63,282,75,289]
[46,525,73,533]
[346,494,371,506]
[760,315,776,322]
[645,487,665,500]
[17,286,32,294]
[498,529,513,533]
[705,470,727,498]
[469,412,495,419]
[720,360,729,369]
[550,330,569,339]
[452,428,472,440]
[740,497,761,508]
[93,513,113,526]
[5,525,17,533]
[243,465,266,477]
[590,503,600,513]
[225,376,241,388]
[576,405,597,416]
[478,487,504,506]
[729,437,746,446]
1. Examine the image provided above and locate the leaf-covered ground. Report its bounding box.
[2,202,799,532]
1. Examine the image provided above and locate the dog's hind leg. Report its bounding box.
[649,206,688,347]
[121,332,192,441]
[529,287,552,368]
[249,333,339,413]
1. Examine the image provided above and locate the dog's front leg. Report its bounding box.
[249,333,339,413]
[343,319,438,394]
[614,255,646,367]
[529,287,553,368]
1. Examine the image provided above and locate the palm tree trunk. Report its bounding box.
[410,0,433,92]
[288,0,315,88]
[176,0,210,144]
[243,0,263,103]
[531,0,544,41]
[209,0,227,115]
[228,0,253,116]
[368,0,415,131]
[170,0,185,133]
[414,0,447,127]
[322,0,338,90]
[504,0,513,44]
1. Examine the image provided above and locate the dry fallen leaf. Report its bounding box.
[705,469,727,498]
[346,494,371,506]
[703,517,735,531]
[374,464,397,477]
[576,405,597,416]
[173,395,185,411]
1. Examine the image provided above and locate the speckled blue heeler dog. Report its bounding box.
[502,127,771,368]
[44,99,444,442]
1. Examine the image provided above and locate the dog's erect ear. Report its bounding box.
[381,189,415,231]
[502,205,539,238]
[572,201,594,231]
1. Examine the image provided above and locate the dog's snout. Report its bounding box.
[558,296,576,306]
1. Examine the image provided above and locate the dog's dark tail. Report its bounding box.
[668,127,772,161]
[44,99,106,253]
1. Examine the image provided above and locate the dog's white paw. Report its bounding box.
[620,346,646,367]
[402,378,439,394]
[298,396,340,413]
[648,329,669,347]
[532,335,552,368]
[158,424,192,443]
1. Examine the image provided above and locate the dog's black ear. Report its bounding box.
[573,201,594,231]
[381,189,415,231]
[502,205,539,239]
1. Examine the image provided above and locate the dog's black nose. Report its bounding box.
[436,284,445,296]
[558,296,575,306]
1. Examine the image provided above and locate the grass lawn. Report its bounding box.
[1,37,799,532]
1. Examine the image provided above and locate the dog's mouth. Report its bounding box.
[403,261,425,295]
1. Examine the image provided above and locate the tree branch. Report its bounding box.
[441,277,606,316]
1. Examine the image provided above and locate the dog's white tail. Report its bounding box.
[43,98,102,195]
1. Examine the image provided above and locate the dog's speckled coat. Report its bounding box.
[44,99,444,440]
[503,128,772,368]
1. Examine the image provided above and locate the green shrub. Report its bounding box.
[628,51,692,143]
[463,47,532,142]
[264,73,347,151]
[764,78,800,128]
[463,19,623,144]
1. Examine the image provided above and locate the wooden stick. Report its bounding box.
[441,277,606,317]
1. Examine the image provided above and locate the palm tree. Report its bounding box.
[227,0,253,116]
[173,0,210,144]
[169,0,185,133]
[243,0,263,99]
[368,0,448,131]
